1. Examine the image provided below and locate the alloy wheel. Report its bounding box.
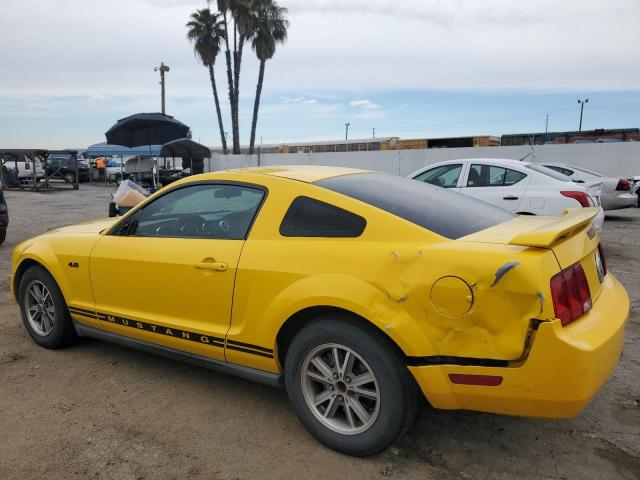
[301,343,380,435]
[24,280,56,336]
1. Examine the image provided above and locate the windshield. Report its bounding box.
[526,164,573,182]
[315,173,514,239]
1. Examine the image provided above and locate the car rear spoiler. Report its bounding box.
[509,208,599,248]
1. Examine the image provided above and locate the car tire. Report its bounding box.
[18,266,77,349]
[0,228,6,245]
[284,316,419,456]
[63,172,76,184]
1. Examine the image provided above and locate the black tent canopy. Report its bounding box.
[159,138,211,159]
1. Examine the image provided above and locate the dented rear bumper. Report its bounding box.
[410,273,628,418]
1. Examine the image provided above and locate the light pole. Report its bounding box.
[545,114,549,144]
[578,99,589,133]
[154,62,170,114]
[345,122,350,142]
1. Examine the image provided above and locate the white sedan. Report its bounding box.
[409,158,605,231]
[542,163,637,211]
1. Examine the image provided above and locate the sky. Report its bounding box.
[0,0,639,149]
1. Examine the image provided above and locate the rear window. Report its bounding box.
[280,196,366,238]
[316,173,514,239]
[526,164,573,182]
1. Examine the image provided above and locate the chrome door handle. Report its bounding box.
[194,261,228,272]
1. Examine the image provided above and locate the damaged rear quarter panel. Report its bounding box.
[405,241,560,360]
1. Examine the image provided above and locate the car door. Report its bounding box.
[460,163,530,212]
[88,182,266,361]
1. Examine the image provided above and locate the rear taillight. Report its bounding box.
[598,244,607,276]
[616,179,630,191]
[561,191,590,208]
[550,263,592,326]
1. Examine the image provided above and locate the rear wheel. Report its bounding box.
[18,266,77,348]
[284,317,419,456]
[0,228,5,245]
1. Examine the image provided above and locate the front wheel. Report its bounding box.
[18,266,77,348]
[284,317,419,456]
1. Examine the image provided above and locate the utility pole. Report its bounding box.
[345,122,351,142]
[372,127,376,139]
[545,114,549,144]
[578,99,589,133]
[154,62,170,114]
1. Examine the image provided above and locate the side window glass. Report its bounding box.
[122,184,264,240]
[468,164,522,187]
[504,169,527,186]
[487,166,507,186]
[467,164,487,187]
[414,164,462,188]
[280,196,366,238]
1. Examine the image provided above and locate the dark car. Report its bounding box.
[46,155,91,183]
[0,186,8,245]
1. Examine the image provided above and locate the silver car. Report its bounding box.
[542,163,637,211]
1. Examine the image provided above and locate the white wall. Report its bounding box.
[206,142,640,178]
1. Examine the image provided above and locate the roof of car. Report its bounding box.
[206,165,372,183]
[409,157,531,177]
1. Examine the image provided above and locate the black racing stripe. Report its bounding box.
[93,312,224,350]
[69,309,97,319]
[226,339,274,354]
[226,344,275,359]
[68,306,97,315]
[407,355,509,368]
[80,310,275,360]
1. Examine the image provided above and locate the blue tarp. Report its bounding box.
[84,142,162,157]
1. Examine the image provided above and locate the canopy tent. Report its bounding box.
[84,143,162,157]
[85,139,210,160]
[160,138,211,159]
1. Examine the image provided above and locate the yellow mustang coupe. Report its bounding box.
[12,166,629,456]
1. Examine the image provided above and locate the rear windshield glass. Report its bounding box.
[526,164,573,182]
[315,173,514,239]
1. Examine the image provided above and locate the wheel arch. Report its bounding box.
[13,252,70,303]
[275,305,408,368]
[13,258,43,299]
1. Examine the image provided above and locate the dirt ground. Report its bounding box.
[0,185,638,480]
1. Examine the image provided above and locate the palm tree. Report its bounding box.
[213,0,239,153]
[230,0,258,152]
[249,1,288,154]
[186,8,228,154]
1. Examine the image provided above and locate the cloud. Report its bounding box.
[0,0,639,146]
[350,99,380,109]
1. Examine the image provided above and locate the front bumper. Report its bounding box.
[410,273,628,418]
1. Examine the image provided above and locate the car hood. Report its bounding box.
[45,217,119,236]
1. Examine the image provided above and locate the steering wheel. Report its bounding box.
[177,214,207,236]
